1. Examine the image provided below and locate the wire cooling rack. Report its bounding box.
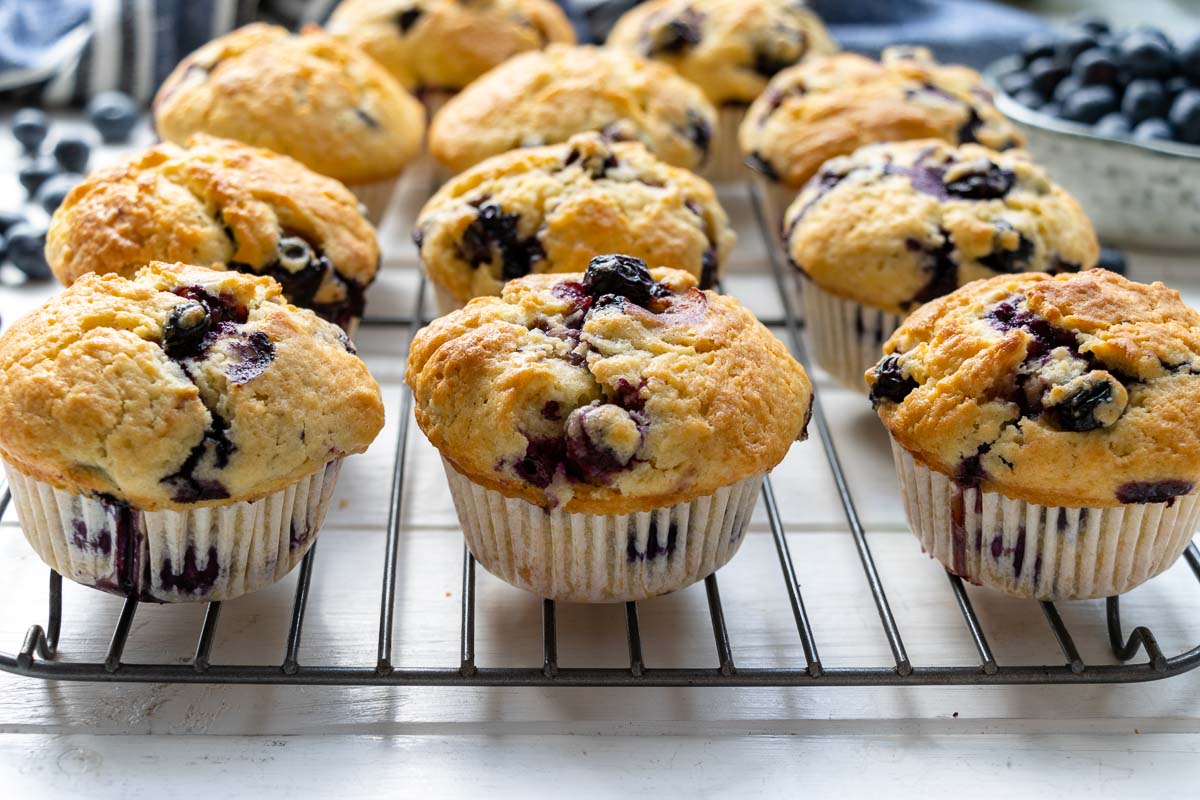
[2,185,1199,687]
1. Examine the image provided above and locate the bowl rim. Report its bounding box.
[983,54,1200,160]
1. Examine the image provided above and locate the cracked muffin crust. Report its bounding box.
[328,0,575,94]
[153,23,425,185]
[415,133,735,308]
[407,255,812,515]
[868,270,1200,508]
[785,140,1099,315]
[427,45,718,174]
[47,135,380,331]
[607,0,837,106]
[740,47,1024,190]
[0,262,385,512]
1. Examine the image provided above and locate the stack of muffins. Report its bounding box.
[2,1,1197,611]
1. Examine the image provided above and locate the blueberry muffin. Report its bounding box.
[415,132,735,313]
[868,270,1200,600]
[407,254,812,601]
[607,0,837,180]
[47,135,379,333]
[328,0,575,115]
[785,139,1098,391]
[0,262,385,602]
[153,23,426,223]
[428,44,718,174]
[739,47,1025,228]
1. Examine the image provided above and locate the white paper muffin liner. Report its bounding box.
[800,279,904,394]
[752,175,799,244]
[441,457,763,603]
[889,440,1200,600]
[346,177,401,227]
[2,459,343,603]
[703,105,750,183]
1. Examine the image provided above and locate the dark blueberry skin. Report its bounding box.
[18,156,60,197]
[1094,112,1132,138]
[0,231,7,265]
[1122,79,1169,124]
[226,331,276,384]
[459,201,544,281]
[1133,117,1174,142]
[684,109,711,159]
[11,108,49,154]
[999,70,1034,97]
[986,301,1079,360]
[52,136,91,174]
[395,7,422,34]
[1119,31,1176,79]
[1052,75,1083,104]
[1169,89,1200,144]
[647,10,702,56]
[6,223,50,280]
[35,172,82,214]
[86,91,139,143]
[1044,378,1117,432]
[1021,31,1059,65]
[943,163,1015,200]
[1097,246,1127,275]
[1013,88,1046,110]
[1028,57,1068,97]
[1180,33,1200,84]
[1061,85,1118,124]
[745,151,778,181]
[162,415,234,503]
[1116,480,1195,505]
[869,355,918,407]
[0,210,25,234]
[1072,48,1120,86]
[1057,27,1099,61]
[581,254,660,308]
[162,300,211,360]
[1166,75,1195,100]
[1039,100,1063,118]
[1072,14,1110,37]
[978,223,1034,274]
[159,545,221,596]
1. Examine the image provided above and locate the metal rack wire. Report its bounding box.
[2,186,1199,687]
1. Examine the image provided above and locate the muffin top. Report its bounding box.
[328,0,576,93]
[153,23,425,183]
[785,140,1098,315]
[740,47,1024,189]
[407,255,812,514]
[47,135,380,330]
[428,44,718,173]
[415,133,735,307]
[868,270,1200,508]
[607,0,837,105]
[0,263,384,511]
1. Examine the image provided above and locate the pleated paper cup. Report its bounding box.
[703,105,751,183]
[752,175,799,244]
[889,440,1200,600]
[801,280,904,394]
[2,459,343,603]
[441,457,763,603]
[346,176,400,227]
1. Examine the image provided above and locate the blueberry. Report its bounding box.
[86,91,139,144]
[582,254,659,308]
[647,9,702,56]
[52,136,90,173]
[1072,14,1110,36]
[18,156,59,197]
[459,201,544,281]
[1166,75,1194,99]
[1094,112,1132,137]
[162,300,211,360]
[6,223,50,280]
[1058,27,1099,62]
[276,236,315,272]
[1014,89,1046,109]
[1000,70,1033,96]
[1062,85,1118,124]
[1052,75,1083,104]
[869,355,918,407]
[1071,48,1119,86]
[395,7,422,34]
[0,231,7,264]
[1028,57,1068,96]
[944,162,1016,200]
[1180,33,1200,84]
[1040,101,1064,118]
[1119,31,1176,79]
[11,108,49,154]
[1115,480,1194,504]
[35,173,82,215]
[1021,31,1059,65]
[1121,79,1169,124]
[1132,117,1174,142]
[1045,377,1122,432]
[1169,89,1200,144]
[1097,246,1127,275]
[0,210,25,234]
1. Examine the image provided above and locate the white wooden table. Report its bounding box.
[2,122,1200,797]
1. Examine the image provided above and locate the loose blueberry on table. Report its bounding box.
[86,91,139,144]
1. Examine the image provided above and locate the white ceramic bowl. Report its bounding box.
[984,55,1200,252]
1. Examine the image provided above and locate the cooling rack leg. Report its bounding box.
[762,476,823,677]
[17,571,62,669]
[542,599,559,678]
[625,602,645,677]
[104,596,139,673]
[1105,596,1168,670]
[460,547,477,677]
[282,543,319,675]
[1040,601,1085,674]
[704,574,736,677]
[945,573,998,675]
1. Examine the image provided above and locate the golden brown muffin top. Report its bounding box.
[154,23,425,183]
[47,135,379,330]
[415,133,735,307]
[407,256,812,514]
[328,0,576,92]
[0,263,384,511]
[607,0,837,105]
[740,46,1024,189]
[868,270,1200,508]
[428,44,717,173]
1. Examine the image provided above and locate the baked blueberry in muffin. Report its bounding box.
[869,270,1200,599]
[47,135,379,332]
[406,255,811,601]
[415,132,734,311]
[427,45,718,173]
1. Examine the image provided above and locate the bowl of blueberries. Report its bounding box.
[985,15,1200,250]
